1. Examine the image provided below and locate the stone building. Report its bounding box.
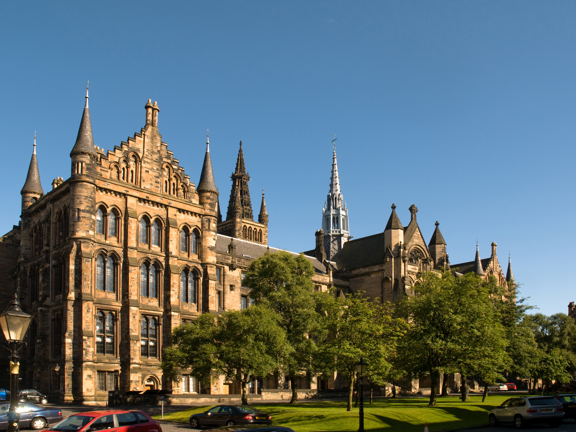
[0,90,513,403]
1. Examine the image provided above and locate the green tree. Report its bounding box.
[316,292,407,411]
[161,305,288,405]
[396,270,509,406]
[243,251,320,403]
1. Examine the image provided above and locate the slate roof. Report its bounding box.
[70,94,96,157]
[197,140,218,193]
[215,235,328,275]
[332,232,386,271]
[21,149,43,195]
[451,258,491,275]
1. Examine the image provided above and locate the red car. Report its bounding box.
[506,383,517,390]
[43,410,162,432]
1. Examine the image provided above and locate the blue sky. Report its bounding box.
[1,1,574,316]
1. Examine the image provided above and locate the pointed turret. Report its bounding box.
[70,83,96,157]
[474,243,485,276]
[21,133,44,210]
[258,190,268,225]
[428,221,448,269]
[197,133,218,194]
[321,136,350,260]
[506,255,514,283]
[385,204,403,230]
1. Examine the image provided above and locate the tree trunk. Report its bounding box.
[441,373,449,396]
[460,375,469,402]
[428,371,439,406]
[289,375,298,404]
[347,374,355,411]
[241,380,248,406]
[482,384,488,402]
[370,386,373,404]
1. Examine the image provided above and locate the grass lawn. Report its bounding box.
[155,394,516,432]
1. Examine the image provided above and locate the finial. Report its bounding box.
[435,221,439,227]
[33,131,37,155]
[85,81,89,108]
[206,129,209,144]
[262,188,265,197]
[240,140,243,148]
[332,134,337,152]
[391,203,396,210]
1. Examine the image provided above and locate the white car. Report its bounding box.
[488,396,564,428]
[487,383,508,391]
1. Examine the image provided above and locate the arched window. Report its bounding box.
[96,208,104,234]
[141,263,158,298]
[108,211,117,237]
[139,218,148,244]
[243,226,247,239]
[96,255,105,291]
[106,256,115,292]
[151,220,160,247]
[180,229,188,253]
[96,311,115,355]
[190,231,197,254]
[141,317,157,358]
[180,270,197,303]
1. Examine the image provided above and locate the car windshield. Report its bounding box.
[236,406,259,414]
[530,398,560,406]
[51,415,96,431]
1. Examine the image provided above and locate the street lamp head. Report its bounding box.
[356,357,368,375]
[0,294,32,343]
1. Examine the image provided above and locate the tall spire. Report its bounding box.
[474,243,485,276]
[197,131,218,194]
[70,82,96,157]
[258,189,268,225]
[21,133,44,196]
[506,255,514,282]
[225,141,253,221]
[322,135,350,260]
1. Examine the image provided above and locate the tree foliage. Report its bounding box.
[243,251,320,403]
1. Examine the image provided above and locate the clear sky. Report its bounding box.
[1,1,574,316]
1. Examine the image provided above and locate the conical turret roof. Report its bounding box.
[197,133,218,194]
[385,204,403,230]
[474,243,485,276]
[429,221,446,246]
[506,256,514,282]
[70,84,96,157]
[21,134,43,195]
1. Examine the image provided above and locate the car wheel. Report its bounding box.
[31,417,47,430]
[189,418,200,428]
[514,415,524,429]
[225,421,234,426]
[488,414,498,427]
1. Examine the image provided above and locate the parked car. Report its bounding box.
[555,394,576,420]
[0,402,62,430]
[505,383,517,390]
[18,390,48,405]
[205,428,294,432]
[44,410,162,432]
[487,383,508,391]
[488,396,564,428]
[189,406,272,429]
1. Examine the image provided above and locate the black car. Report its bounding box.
[0,402,63,430]
[189,406,272,429]
[18,390,47,405]
[555,394,576,420]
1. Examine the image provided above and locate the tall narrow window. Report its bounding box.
[106,256,115,292]
[180,271,187,302]
[141,317,158,358]
[140,263,149,297]
[151,220,160,247]
[188,272,196,303]
[96,311,115,355]
[109,211,117,237]
[139,218,148,244]
[52,314,62,357]
[96,208,104,234]
[150,265,157,298]
[180,230,187,252]
[190,231,197,254]
[96,255,105,291]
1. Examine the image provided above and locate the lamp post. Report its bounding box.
[356,358,368,432]
[0,294,32,432]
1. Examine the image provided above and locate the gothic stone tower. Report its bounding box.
[322,141,349,261]
[217,141,268,245]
